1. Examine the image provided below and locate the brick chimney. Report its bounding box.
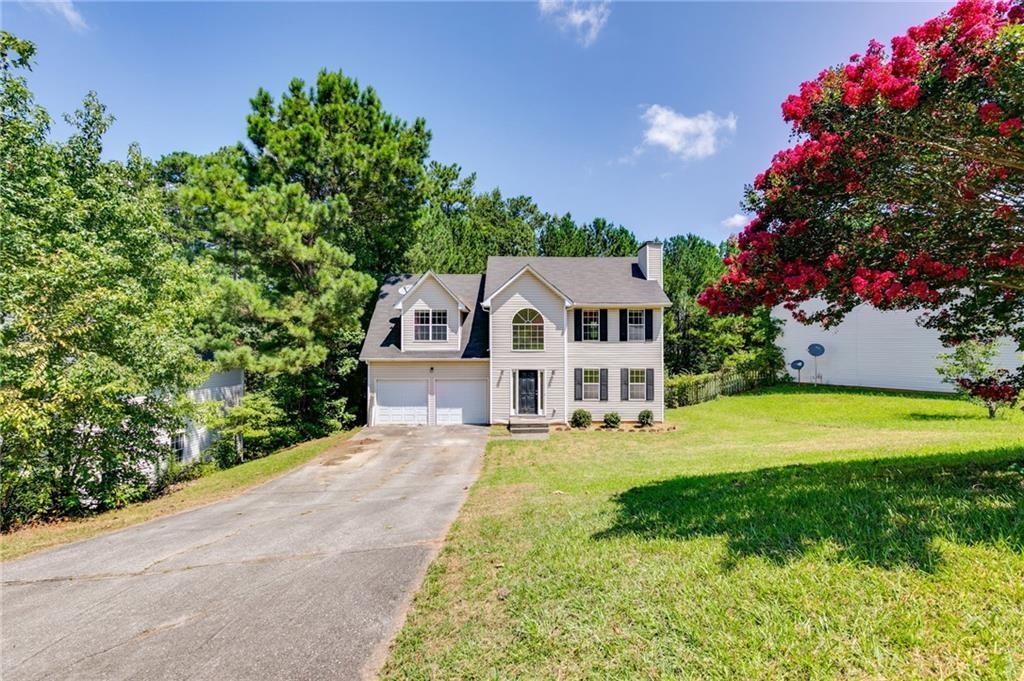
[637,241,663,285]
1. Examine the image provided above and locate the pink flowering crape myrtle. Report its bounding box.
[700,0,1024,350]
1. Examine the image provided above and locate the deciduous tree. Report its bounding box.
[0,33,207,527]
[700,0,1024,349]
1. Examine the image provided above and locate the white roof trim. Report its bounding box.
[393,271,469,312]
[569,302,672,308]
[364,357,489,363]
[481,264,573,309]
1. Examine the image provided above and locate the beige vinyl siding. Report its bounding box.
[638,246,662,284]
[401,277,461,351]
[568,308,665,421]
[489,270,567,424]
[367,361,489,425]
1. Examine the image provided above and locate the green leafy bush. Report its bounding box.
[638,409,655,427]
[603,412,621,428]
[153,458,216,495]
[204,391,286,462]
[570,409,592,429]
[665,369,775,408]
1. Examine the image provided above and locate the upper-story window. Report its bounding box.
[627,309,645,341]
[414,309,447,341]
[512,308,544,351]
[582,309,600,341]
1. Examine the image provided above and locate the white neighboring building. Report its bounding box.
[173,368,245,463]
[776,304,1019,393]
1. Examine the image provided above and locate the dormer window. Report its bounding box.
[512,308,544,350]
[414,310,447,341]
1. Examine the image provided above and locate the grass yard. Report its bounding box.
[383,386,1024,679]
[0,430,356,562]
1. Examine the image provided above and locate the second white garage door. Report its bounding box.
[435,380,488,425]
[375,380,428,425]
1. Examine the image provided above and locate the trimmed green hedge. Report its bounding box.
[665,369,776,408]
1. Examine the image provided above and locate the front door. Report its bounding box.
[517,370,538,415]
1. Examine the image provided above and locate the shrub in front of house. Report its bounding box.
[638,409,654,427]
[603,412,621,428]
[571,409,591,429]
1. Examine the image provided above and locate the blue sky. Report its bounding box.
[7,0,947,242]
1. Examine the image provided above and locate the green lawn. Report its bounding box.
[383,386,1024,679]
[1,430,356,562]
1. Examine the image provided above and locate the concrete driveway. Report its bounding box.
[1,426,487,681]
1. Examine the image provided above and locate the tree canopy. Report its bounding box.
[1,33,207,526]
[166,71,414,437]
[406,162,542,273]
[699,0,1024,349]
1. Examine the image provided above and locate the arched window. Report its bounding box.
[512,308,544,351]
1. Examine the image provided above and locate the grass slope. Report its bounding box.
[1,430,355,562]
[384,386,1024,679]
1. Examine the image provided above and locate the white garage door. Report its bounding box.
[375,380,428,425]
[436,380,488,425]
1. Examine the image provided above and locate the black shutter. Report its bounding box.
[621,368,629,400]
[599,309,608,341]
[646,368,655,401]
[599,369,608,401]
[573,309,582,342]
[619,310,628,341]
[644,309,654,341]
[574,368,583,400]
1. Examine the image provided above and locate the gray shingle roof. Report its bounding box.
[483,256,671,306]
[359,274,489,360]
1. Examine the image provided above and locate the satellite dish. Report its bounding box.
[806,344,825,387]
[790,359,805,384]
[398,285,410,295]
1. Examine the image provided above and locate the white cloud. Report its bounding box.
[639,105,736,161]
[721,213,751,230]
[31,0,88,31]
[539,0,610,47]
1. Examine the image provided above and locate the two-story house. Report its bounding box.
[359,242,670,426]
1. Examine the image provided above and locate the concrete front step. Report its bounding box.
[508,418,551,436]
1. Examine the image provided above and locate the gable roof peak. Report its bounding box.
[392,271,469,311]
[480,263,573,309]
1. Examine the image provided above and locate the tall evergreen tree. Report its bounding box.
[245,72,432,280]
[407,162,540,274]
[167,69,424,435]
[537,215,639,257]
